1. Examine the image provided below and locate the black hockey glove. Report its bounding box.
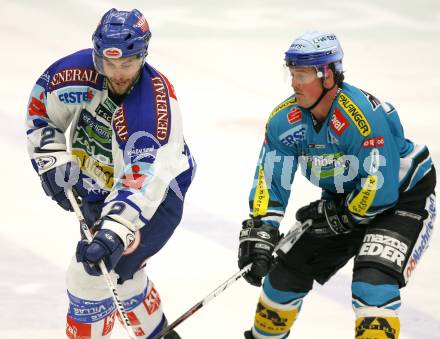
[238,219,280,287]
[296,199,354,237]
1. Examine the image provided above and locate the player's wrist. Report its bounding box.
[34,149,75,175]
[101,218,136,250]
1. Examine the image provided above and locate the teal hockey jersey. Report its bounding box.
[249,82,433,227]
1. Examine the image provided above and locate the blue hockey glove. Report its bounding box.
[238,219,280,287]
[296,199,354,237]
[76,228,124,276]
[40,155,80,211]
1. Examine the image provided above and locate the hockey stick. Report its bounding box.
[152,219,312,339]
[66,189,136,339]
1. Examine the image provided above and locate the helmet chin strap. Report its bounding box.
[303,79,337,111]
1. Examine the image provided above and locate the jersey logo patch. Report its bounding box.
[253,166,269,217]
[49,68,99,90]
[404,194,436,282]
[268,97,297,122]
[362,136,384,148]
[330,107,349,136]
[57,88,95,104]
[28,91,48,118]
[103,48,122,59]
[101,312,116,336]
[287,108,302,124]
[348,175,377,216]
[121,164,148,190]
[151,76,170,141]
[72,149,114,190]
[338,93,371,136]
[279,126,306,146]
[358,231,410,272]
[143,287,161,315]
[113,105,128,142]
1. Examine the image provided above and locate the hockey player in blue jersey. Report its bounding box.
[26,8,195,339]
[238,31,436,338]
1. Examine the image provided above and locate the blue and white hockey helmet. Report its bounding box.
[285,31,343,73]
[92,8,152,73]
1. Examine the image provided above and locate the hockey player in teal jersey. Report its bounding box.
[238,32,436,338]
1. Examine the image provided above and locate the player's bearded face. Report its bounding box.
[289,67,322,108]
[103,56,143,95]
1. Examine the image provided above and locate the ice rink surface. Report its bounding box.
[1,0,440,338]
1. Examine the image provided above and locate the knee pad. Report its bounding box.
[355,194,436,287]
[352,268,400,318]
[355,227,412,287]
[251,277,306,338]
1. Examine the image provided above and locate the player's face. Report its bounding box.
[289,67,322,108]
[103,56,143,95]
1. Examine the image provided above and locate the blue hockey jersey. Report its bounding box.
[250,82,433,227]
[26,49,195,232]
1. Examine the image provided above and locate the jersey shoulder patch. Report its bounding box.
[268,96,297,122]
[147,64,177,100]
[266,97,305,148]
[336,85,373,137]
[43,49,102,92]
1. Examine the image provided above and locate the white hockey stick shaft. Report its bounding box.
[66,189,136,339]
[152,219,312,339]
